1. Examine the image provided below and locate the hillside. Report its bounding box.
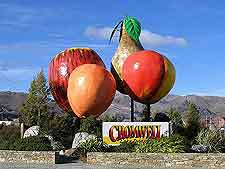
[0,91,224,120]
[102,92,225,119]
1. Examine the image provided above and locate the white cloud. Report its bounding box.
[84,26,115,40]
[84,26,188,47]
[140,30,187,47]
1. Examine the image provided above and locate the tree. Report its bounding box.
[20,70,50,129]
[79,116,102,137]
[185,102,201,140]
[168,107,184,135]
[154,112,170,122]
[47,112,79,148]
[140,105,153,122]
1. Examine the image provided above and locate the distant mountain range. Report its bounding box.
[0,91,62,120]
[0,91,224,120]
[103,92,225,120]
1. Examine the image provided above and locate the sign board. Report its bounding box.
[103,122,169,145]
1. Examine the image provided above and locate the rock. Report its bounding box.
[43,135,65,150]
[51,141,65,151]
[72,132,97,148]
[23,126,40,138]
[59,150,64,155]
[191,145,208,153]
[64,148,77,157]
[23,127,64,150]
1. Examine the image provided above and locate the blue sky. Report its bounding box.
[0,0,225,96]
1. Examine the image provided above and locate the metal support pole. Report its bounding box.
[147,104,151,121]
[168,121,172,137]
[131,98,134,122]
[20,123,24,139]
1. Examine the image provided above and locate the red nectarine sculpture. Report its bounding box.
[122,50,176,104]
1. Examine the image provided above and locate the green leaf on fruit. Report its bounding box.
[124,16,141,42]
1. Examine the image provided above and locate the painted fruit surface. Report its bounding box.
[111,17,144,94]
[48,48,105,113]
[122,50,175,104]
[67,64,116,118]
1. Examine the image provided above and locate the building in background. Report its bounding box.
[202,116,225,132]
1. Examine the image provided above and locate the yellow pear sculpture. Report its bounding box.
[111,16,144,94]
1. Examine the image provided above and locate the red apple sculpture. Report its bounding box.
[122,50,176,104]
[67,64,116,118]
[48,48,105,112]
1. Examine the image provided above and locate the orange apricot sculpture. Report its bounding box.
[67,64,116,118]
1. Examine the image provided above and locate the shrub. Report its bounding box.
[0,125,20,140]
[77,138,104,157]
[0,139,16,150]
[77,139,137,154]
[195,129,225,153]
[14,136,52,151]
[76,135,188,155]
[76,138,102,162]
[134,135,188,153]
[110,140,137,153]
[0,136,52,151]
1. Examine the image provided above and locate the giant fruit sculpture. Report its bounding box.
[111,16,144,93]
[122,50,176,104]
[48,48,105,112]
[67,64,116,118]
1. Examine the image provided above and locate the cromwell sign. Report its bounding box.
[103,122,169,145]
